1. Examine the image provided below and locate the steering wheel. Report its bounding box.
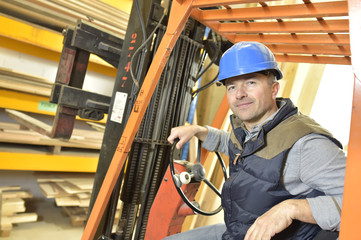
[169,139,228,216]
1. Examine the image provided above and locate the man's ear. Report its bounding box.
[272,81,280,99]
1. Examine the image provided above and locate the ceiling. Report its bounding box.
[190,0,350,65]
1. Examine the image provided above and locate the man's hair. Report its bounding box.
[257,70,277,86]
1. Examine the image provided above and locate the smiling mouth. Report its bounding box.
[236,102,252,109]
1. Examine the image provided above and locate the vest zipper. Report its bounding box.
[233,146,244,165]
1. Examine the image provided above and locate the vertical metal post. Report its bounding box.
[339,0,361,239]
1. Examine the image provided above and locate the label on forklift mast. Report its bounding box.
[38,101,57,112]
[110,92,128,124]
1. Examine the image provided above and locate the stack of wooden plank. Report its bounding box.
[0,121,103,153]
[36,172,93,226]
[0,186,38,237]
[36,172,120,227]
[0,0,129,39]
[0,67,53,97]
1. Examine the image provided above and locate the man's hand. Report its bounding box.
[168,125,208,149]
[244,199,316,240]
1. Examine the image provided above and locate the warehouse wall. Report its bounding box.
[310,64,354,148]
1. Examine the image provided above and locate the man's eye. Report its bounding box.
[247,81,256,85]
[227,86,235,91]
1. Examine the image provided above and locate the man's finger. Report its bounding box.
[244,223,255,240]
[176,139,185,149]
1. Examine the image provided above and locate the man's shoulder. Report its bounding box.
[255,114,334,159]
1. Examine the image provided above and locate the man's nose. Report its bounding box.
[235,86,246,98]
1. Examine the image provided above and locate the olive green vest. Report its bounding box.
[230,112,341,160]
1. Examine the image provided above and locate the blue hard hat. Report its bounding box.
[217,42,283,83]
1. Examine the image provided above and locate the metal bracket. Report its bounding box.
[50,84,111,121]
[72,20,123,68]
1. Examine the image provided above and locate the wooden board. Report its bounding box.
[56,181,90,195]
[0,120,103,151]
[60,177,94,190]
[38,182,71,198]
[1,190,32,199]
[62,206,121,227]
[86,122,105,132]
[0,67,53,97]
[0,186,21,191]
[0,186,38,236]
[0,67,53,85]
[1,198,26,216]
[36,172,95,183]
[0,222,12,237]
[35,172,124,227]
[2,213,38,224]
[55,196,89,207]
[62,206,88,227]
[37,173,94,208]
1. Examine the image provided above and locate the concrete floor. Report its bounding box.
[1,170,83,239]
[5,198,83,240]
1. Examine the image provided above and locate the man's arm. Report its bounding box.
[298,134,345,231]
[168,125,208,149]
[245,199,316,240]
[168,125,230,154]
[202,126,230,155]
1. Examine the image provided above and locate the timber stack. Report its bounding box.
[0,186,38,237]
[36,172,121,227]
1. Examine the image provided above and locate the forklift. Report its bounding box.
[30,0,359,239]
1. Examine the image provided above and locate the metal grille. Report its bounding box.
[190,0,350,65]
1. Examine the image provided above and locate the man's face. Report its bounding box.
[225,72,280,129]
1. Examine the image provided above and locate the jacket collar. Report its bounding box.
[230,98,298,150]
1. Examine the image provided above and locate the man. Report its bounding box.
[166,42,345,240]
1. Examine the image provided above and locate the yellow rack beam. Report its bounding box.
[1,89,54,115]
[0,152,98,172]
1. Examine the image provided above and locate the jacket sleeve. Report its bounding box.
[290,133,346,231]
[202,126,231,156]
